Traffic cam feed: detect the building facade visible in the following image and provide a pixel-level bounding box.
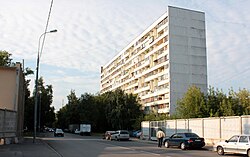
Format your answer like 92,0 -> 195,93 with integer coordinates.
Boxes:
100,6 -> 207,115
0,62 -> 25,143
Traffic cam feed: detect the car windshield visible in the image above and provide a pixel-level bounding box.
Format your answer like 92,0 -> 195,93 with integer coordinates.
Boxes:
56,129 -> 63,133
185,133 -> 199,137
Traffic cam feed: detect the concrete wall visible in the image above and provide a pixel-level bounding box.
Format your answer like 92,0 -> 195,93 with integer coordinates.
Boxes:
0,109 -> 17,138
0,67 -> 17,110
0,63 -> 25,144
142,115 -> 250,145
168,6 -> 207,114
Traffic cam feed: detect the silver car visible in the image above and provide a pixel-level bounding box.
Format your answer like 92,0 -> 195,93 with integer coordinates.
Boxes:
213,135 -> 250,156
110,130 -> 129,141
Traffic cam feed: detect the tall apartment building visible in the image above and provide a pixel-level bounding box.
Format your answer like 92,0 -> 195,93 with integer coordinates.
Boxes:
100,6 -> 207,115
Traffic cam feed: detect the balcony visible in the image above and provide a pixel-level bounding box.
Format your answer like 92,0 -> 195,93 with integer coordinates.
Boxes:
158,107 -> 170,113
157,22 -> 168,33
125,82 -> 139,90
158,78 -> 169,86
134,85 -> 150,94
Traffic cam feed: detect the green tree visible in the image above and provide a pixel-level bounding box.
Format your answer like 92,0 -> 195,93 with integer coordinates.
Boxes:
0,50 -> 12,66
143,111 -> 167,121
56,88 -> 143,132
56,90 -> 80,129
105,88 -> 142,130
56,106 -> 68,129
33,77 -> 55,129
237,89 -> 250,115
23,68 -> 35,131
176,86 -> 206,118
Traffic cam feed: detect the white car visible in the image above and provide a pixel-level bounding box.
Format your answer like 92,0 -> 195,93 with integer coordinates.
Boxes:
74,129 -> 80,134
213,135 -> 250,156
110,130 -> 130,141
54,129 -> 64,137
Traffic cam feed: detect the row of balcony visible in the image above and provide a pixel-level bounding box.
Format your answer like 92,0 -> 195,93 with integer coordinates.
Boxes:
100,24 -> 169,83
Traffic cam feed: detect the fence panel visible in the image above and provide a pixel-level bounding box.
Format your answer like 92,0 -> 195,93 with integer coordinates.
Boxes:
165,120 -> 176,137
141,121 -> 150,140
221,117 -> 240,140
0,109 -> 17,138
176,119 -> 189,133
189,119 -> 203,137
203,118 -> 220,139
242,116 -> 250,134
0,110 -> 3,137
142,115 -> 250,144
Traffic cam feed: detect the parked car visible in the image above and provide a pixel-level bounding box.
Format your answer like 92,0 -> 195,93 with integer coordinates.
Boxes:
110,130 -> 130,141
163,133 -> 205,150
213,135 -> 250,156
74,129 -> 80,134
54,129 -> 64,137
132,130 -> 141,137
103,131 -> 116,140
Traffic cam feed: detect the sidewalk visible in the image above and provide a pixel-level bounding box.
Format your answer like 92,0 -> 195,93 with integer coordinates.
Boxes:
0,137 -> 59,157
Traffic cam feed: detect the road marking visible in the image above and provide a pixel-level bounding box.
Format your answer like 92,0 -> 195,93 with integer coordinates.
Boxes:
42,137 -> 103,141
100,142 -> 161,156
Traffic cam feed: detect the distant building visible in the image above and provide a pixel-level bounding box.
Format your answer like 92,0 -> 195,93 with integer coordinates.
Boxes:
100,6 -> 207,115
0,62 -> 25,144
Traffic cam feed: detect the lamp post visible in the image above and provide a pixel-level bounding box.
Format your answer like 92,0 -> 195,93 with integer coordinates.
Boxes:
33,29 -> 57,143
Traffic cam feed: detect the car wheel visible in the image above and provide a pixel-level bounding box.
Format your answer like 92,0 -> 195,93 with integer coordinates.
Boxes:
164,141 -> 169,148
180,143 -> 186,150
217,146 -> 224,155
247,149 -> 250,157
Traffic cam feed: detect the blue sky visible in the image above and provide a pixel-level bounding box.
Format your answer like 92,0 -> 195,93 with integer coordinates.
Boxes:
1,0 -> 249,111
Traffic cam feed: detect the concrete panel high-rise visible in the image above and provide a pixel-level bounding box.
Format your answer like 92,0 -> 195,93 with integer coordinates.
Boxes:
100,6 -> 207,115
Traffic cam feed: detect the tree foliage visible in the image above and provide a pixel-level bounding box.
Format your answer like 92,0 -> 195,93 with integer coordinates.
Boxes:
176,86 -> 250,119
176,86 -> 206,118
0,50 -> 13,66
56,88 -> 143,132
24,77 -> 56,130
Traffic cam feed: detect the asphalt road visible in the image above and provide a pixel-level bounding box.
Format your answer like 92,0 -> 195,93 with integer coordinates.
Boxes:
42,132 -> 244,157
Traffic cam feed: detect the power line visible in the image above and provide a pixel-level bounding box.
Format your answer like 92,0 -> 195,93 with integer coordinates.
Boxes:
39,0 -> 54,59
213,66 -> 250,86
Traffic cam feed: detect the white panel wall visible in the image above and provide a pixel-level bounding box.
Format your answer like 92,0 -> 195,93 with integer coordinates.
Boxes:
142,116 -> 250,144
168,6 -> 207,114
176,119 -> 189,132
242,116 -> 250,134
221,117 -> 240,139
141,121 -> 150,139
203,118 -> 220,139
189,119 -> 203,137
166,120 -> 176,137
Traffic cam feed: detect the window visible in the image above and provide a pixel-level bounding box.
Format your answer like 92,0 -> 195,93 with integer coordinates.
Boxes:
172,134 -> 178,138
176,133 -> 183,138
228,136 -> 239,142
239,136 -> 249,143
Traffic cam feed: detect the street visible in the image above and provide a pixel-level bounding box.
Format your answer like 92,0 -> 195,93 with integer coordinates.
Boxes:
42,133 -> 243,157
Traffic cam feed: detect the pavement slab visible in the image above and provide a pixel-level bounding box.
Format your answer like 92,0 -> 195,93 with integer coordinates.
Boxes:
0,137 -> 59,157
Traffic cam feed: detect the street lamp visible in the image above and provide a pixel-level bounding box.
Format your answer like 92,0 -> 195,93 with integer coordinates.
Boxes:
33,29 -> 57,143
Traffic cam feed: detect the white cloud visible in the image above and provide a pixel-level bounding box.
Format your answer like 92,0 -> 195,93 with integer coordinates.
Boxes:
1,0 -> 249,111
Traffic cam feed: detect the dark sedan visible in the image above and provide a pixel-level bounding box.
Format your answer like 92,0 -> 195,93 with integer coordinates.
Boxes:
163,133 -> 205,150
